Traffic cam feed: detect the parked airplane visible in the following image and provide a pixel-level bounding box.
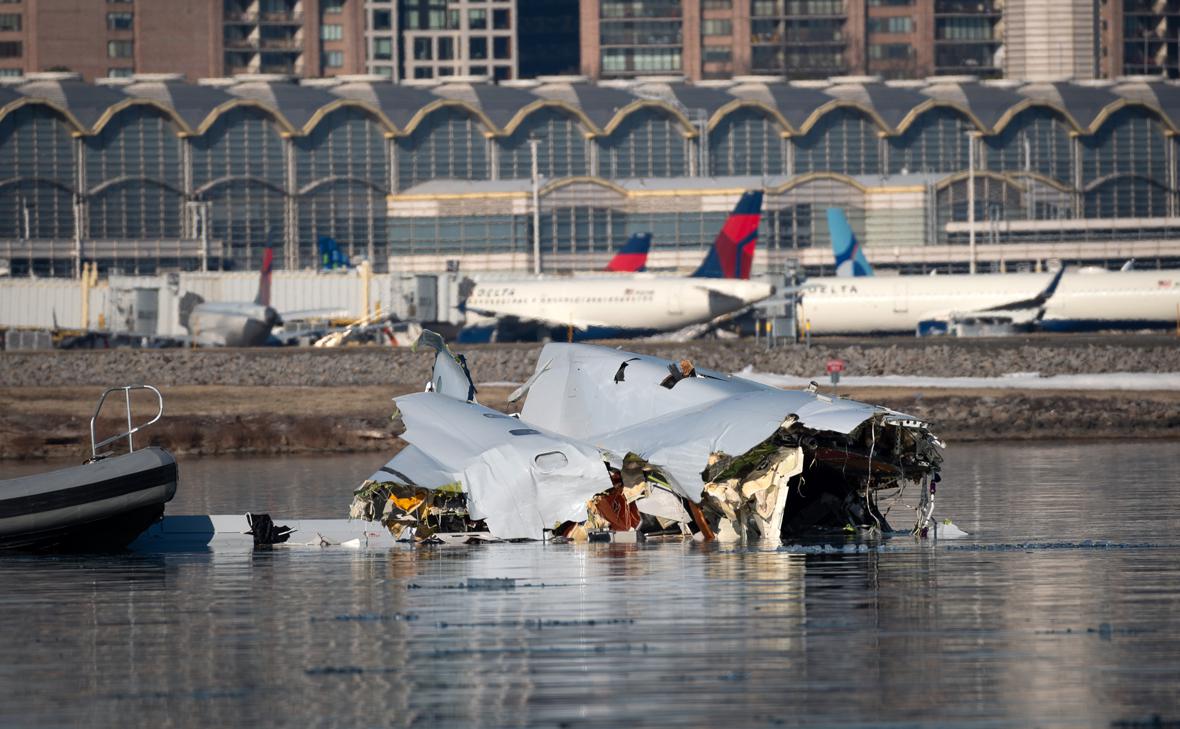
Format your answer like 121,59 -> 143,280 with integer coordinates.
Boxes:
799,209 -> 1180,334
828,208 -> 873,277
604,233 -> 653,273
318,236 -> 351,271
178,249 -> 283,346
459,191 -> 769,341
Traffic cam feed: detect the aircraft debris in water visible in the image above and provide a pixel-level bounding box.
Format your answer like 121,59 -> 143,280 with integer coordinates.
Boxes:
350,331 -> 949,544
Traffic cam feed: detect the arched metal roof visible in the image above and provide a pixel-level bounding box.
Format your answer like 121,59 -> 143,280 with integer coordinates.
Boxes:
5,74 -> 1180,140
532,82 -> 638,130
329,80 -> 441,131
431,81 -> 541,129
116,76 -> 236,132
921,81 -> 1025,131
218,76 -> 343,131
7,73 -> 130,130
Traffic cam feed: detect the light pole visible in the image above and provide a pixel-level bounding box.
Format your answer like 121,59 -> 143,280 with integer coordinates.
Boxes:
967,130 -> 977,274
528,135 -> 542,276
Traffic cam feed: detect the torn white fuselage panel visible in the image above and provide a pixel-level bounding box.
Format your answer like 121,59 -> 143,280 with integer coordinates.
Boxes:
518,343 -> 935,499
367,392 -> 613,540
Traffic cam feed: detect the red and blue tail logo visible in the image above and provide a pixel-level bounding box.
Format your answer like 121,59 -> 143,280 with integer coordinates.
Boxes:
605,232 -> 652,272
691,190 -> 763,279
254,247 -> 274,306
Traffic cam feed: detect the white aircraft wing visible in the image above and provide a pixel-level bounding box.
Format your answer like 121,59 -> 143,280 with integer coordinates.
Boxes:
917,267 -> 1066,324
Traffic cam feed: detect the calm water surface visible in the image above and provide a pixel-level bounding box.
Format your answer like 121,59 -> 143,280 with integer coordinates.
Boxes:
1,442 -> 1179,728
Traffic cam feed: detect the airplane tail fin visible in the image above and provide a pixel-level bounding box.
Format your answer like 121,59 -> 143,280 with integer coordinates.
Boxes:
828,208 -> 873,277
691,190 -> 763,279
318,236 -> 351,270
605,232 -> 652,272
254,248 -> 274,307
178,291 -> 205,329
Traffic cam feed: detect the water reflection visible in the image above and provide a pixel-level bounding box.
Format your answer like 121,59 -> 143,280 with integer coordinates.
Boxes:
1,442 -> 1178,726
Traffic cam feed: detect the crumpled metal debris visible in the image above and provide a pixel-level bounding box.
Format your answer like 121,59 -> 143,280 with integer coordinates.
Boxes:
353,334 -> 945,544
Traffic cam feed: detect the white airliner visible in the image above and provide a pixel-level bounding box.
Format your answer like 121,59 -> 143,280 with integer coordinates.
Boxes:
460,191 -> 771,341
796,209 -> 1180,335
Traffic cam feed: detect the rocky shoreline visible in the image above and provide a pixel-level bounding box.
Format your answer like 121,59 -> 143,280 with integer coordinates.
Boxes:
1,336 -> 1178,461
1,335 -> 1177,388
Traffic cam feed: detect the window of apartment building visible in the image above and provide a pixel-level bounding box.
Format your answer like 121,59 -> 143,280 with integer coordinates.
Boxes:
106,0 -> 133,4
323,50 -> 343,67
0,14 -> 20,31
470,36 -> 487,60
702,19 -> 731,36
493,36 -> 510,59
322,0 -> 343,12
493,66 -> 510,81
752,0 -> 842,15
107,40 -> 133,58
703,45 -> 731,63
373,37 -> 393,60
438,36 -> 454,60
0,41 -> 20,58
0,68 -> 21,76
469,9 -> 486,29
107,12 -> 133,31
375,65 -> 393,78
413,67 -> 433,79
868,16 -> 912,34
703,0 -> 732,8
601,0 -> 682,19
869,43 -> 913,59
107,67 -> 133,78
936,17 -> 994,41
469,65 -> 486,76
601,47 -> 681,73
321,24 -> 342,41
492,9 -> 510,29
413,37 -> 432,60
868,0 -> 913,5
372,9 -> 392,30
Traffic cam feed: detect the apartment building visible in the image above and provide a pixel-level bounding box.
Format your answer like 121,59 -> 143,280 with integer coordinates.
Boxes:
0,0 -> 533,82
582,0 -> 1005,81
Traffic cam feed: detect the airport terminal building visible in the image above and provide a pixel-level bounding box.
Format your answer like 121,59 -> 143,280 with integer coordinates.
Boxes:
3,71 -> 1180,277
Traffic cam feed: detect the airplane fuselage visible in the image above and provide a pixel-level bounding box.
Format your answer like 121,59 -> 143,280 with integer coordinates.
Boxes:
799,270 -> 1180,335
186,302 -> 280,347
463,276 -> 773,341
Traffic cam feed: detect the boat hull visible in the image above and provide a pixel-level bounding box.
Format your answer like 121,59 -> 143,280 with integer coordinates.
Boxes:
0,447 -> 178,551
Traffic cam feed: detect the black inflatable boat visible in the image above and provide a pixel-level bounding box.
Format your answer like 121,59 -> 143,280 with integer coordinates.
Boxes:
0,386 -> 178,551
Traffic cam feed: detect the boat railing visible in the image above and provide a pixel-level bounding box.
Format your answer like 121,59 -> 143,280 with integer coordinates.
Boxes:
90,385 -> 165,459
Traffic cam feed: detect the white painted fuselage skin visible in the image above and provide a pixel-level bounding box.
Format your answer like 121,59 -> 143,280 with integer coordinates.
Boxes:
466,276 -> 774,333
798,270 -> 1180,334
186,301 -> 279,347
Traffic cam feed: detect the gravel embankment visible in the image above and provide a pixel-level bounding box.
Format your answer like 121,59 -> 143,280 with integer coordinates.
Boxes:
1,335 -> 1177,388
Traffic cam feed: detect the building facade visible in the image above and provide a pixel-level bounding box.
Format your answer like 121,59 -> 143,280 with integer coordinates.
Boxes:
1004,0 -> 1098,82
0,0 -> 532,83
581,0 -> 1005,81
3,72 -> 1180,278
1101,0 -> 1180,78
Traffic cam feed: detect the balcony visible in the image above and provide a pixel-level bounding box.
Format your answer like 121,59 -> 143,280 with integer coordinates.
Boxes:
259,11 -> 302,24
224,11 -> 258,23
260,37 -> 302,50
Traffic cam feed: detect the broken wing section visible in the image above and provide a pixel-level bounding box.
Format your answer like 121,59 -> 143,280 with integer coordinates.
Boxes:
359,393 -> 614,540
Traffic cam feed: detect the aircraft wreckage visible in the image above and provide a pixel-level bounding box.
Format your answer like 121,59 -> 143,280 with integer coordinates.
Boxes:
351,333 -> 946,544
